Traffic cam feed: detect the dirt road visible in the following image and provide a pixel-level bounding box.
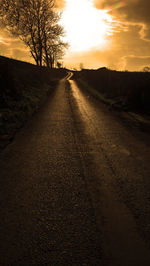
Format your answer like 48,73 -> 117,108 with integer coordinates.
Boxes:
0,77 -> 150,265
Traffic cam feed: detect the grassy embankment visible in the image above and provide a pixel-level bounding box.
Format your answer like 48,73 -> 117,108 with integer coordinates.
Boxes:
0,56 -> 66,149
73,68 -> 150,113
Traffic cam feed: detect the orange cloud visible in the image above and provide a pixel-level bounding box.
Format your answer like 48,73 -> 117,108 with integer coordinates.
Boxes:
0,29 -> 32,62
122,55 -> 150,71
94,0 -> 150,46
55,0 -> 66,9
94,0 -> 150,25
63,21 -> 150,71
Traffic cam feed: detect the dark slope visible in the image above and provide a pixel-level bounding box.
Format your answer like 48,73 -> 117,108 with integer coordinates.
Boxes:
73,68 -> 150,112
0,56 -> 67,149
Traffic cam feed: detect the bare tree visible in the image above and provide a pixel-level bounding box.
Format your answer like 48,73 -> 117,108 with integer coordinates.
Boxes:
42,10 -> 68,68
143,66 -> 150,72
44,40 -> 68,68
0,0 -> 67,67
57,62 -> 62,68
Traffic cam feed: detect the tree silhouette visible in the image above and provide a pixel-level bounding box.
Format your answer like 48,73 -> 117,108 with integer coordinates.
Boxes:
143,66 -> 150,72
0,0 -> 67,67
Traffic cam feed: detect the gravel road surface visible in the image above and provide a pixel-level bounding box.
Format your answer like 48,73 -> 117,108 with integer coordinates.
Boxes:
0,77 -> 150,265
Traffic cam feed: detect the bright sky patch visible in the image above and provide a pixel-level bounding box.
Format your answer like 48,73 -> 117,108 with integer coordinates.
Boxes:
61,0 -> 113,52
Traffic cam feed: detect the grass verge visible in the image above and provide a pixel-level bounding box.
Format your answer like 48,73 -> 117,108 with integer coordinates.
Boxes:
73,73 -> 150,133
74,77 -> 124,110
73,68 -> 150,113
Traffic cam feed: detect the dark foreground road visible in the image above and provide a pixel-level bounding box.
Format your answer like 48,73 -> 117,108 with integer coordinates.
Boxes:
0,77 -> 150,265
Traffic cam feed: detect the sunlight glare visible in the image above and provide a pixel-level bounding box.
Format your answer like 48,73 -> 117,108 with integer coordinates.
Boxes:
61,0 -> 113,52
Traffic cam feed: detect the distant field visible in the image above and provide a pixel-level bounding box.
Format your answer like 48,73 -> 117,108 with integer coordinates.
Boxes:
0,56 -> 66,149
73,68 -> 150,113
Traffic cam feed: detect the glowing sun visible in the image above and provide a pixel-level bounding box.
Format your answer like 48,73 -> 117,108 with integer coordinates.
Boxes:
61,0 -> 112,52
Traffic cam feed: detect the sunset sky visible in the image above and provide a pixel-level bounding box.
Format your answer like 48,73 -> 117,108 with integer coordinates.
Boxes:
0,0 -> 150,71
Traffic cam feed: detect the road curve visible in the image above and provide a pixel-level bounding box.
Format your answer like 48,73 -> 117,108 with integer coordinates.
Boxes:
0,77 -> 150,265
66,71 -> 74,80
